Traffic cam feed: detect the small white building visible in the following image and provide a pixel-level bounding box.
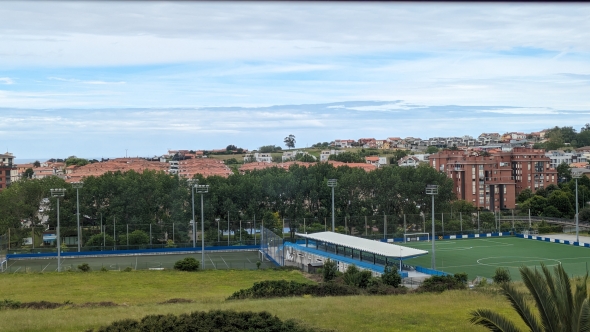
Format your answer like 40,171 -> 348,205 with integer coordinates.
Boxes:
244,153 -> 273,163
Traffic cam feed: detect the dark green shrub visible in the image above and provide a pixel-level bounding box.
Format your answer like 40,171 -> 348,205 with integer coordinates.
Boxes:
77,263 -> 91,272
90,310 -> 324,332
0,299 -> 21,310
322,259 -> 338,282
227,280 -> 358,300
174,257 -> 200,272
381,266 -> 402,288
453,272 -> 468,284
418,274 -> 466,293
123,266 -> 133,272
492,267 -> 511,284
342,265 -> 372,288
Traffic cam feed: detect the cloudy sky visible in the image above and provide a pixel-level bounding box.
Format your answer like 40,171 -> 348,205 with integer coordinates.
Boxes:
1,2 -> 589,160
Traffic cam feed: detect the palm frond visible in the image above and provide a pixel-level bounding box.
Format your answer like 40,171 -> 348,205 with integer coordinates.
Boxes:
520,265 -> 561,332
469,309 -> 522,332
578,300 -> 590,332
500,282 -> 543,332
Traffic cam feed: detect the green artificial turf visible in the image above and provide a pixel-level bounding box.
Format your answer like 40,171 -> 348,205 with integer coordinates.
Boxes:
403,236 -> 590,280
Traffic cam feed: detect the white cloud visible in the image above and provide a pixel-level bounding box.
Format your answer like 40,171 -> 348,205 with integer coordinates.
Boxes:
48,77 -> 125,85
0,77 -> 14,84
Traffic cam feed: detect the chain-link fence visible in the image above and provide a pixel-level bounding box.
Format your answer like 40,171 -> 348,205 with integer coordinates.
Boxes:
1,209 -> 580,254
260,227 -> 284,266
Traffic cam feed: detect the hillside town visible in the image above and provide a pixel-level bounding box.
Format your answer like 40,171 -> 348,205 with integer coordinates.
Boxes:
2,129 -> 589,211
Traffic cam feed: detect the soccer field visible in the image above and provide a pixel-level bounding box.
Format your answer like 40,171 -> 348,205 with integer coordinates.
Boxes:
402,237 -> 590,281
3,251 -> 275,273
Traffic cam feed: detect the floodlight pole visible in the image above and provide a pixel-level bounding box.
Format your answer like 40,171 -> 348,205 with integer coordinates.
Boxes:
573,172 -> 582,243
50,188 -> 66,272
328,179 -> 337,232
72,182 -> 83,252
196,184 -> 209,269
426,185 -> 439,270
188,179 -> 198,248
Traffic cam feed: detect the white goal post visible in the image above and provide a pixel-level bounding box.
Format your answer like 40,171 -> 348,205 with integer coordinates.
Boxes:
0,260 -> 7,273
403,232 -> 430,243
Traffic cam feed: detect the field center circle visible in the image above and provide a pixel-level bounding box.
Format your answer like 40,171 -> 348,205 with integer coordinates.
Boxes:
477,256 -> 561,269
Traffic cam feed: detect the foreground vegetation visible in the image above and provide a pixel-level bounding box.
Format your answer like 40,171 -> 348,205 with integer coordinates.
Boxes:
0,269 -> 525,332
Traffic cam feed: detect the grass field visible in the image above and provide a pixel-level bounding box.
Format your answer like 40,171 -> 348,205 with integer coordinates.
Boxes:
0,269 -> 522,332
402,236 -> 590,280
3,251 -> 275,273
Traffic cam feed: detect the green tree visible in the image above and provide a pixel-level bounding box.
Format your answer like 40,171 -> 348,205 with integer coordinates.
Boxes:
470,263 -> 590,331
118,230 -> 150,246
295,154 -> 316,162
65,156 -> 90,167
426,146 -> 439,154
33,160 -> 41,167
390,150 -> 408,164
85,233 -> 114,247
284,134 -> 296,149
557,162 -> 572,182
547,190 -> 574,217
516,188 -> 533,203
381,265 -> 402,287
322,259 -> 338,282
21,168 -> 34,179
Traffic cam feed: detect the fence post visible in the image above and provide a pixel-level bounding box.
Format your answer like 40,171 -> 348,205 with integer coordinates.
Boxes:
511,209 -> 515,230
345,216 -> 347,234
477,211 -> 480,233
442,213 -> 444,235
460,212 -> 462,233
126,224 -> 129,247
365,216 -> 367,236
149,224 -> 152,247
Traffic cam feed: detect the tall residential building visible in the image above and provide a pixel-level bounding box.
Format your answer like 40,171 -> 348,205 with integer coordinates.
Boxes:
0,153 -> 15,192
429,148 -> 557,211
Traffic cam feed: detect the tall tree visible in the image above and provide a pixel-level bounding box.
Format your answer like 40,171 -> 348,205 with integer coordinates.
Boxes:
284,134 -> 296,150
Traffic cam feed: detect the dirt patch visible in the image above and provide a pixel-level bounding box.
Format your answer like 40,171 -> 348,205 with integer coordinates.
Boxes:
159,298 -> 194,304
21,301 -> 65,310
302,272 -> 323,283
75,302 -> 119,308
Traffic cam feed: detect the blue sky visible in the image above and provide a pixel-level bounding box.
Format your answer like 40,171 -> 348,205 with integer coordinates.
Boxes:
1,2 -> 589,159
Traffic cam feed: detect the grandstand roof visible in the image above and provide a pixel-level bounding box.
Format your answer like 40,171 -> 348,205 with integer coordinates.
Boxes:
295,231 -> 428,259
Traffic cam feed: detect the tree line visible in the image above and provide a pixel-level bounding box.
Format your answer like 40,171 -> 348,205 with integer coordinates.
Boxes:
0,163 -> 454,240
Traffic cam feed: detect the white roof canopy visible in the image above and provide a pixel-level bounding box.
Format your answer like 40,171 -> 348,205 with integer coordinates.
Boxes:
295,231 -> 428,259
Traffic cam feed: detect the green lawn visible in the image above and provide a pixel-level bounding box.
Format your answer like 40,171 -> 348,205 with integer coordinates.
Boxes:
0,269 -> 522,332
402,237 -> 590,280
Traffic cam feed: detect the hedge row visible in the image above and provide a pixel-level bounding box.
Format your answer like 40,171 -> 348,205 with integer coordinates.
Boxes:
227,279 -> 407,300
89,310 -> 327,332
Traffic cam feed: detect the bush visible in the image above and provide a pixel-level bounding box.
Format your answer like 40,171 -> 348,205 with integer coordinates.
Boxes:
90,310 -> 323,332
227,280 -> 359,300
123,266 -> 133,272
417,274 -> 467,293
77,263 -> 91,272
381,266 -> 402,288
492,267 -> 511,284
322,259 -> 338,282
342,265 -> 372,288
174,257 -> 200,272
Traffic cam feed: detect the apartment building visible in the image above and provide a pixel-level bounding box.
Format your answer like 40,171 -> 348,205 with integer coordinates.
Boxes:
429,148 -> 557,211
545,150 -> 587,168
0,153 -> 15,192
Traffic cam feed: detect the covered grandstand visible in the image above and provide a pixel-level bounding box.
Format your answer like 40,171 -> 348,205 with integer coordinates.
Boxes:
283,232 -> 429,277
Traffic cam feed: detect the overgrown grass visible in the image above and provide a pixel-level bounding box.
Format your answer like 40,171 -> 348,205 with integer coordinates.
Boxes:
0,270 -> 524,331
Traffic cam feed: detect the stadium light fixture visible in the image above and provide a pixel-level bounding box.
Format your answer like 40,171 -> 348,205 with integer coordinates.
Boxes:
71,182 -> 83,252
196,184 -> 209,269
50,188 -> 66,272
426,184 -> 438,270
327,179 -> 337,232
573,171 -> 582,243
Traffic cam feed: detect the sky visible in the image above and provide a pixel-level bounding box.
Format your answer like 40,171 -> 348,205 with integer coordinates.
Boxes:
1,2 -> 589,160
